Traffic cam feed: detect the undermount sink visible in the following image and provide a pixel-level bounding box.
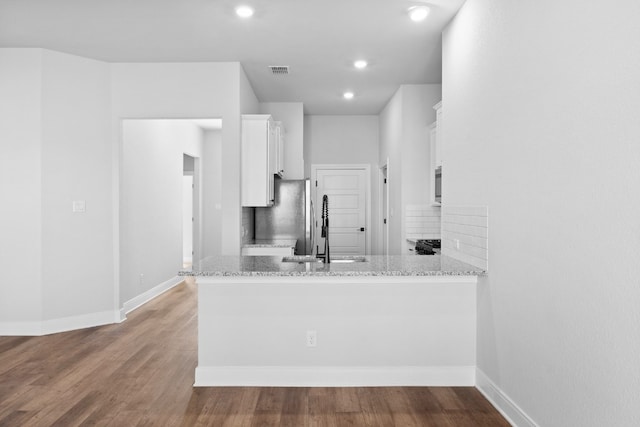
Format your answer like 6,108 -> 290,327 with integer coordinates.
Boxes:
281,255 -> 367,264
282,255 -> 323,263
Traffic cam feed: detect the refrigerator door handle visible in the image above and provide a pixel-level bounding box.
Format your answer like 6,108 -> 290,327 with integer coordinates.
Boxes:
310,200 -> 316,256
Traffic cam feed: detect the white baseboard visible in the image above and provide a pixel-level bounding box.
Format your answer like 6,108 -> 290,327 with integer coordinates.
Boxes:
194,365 -> 475,387
0,310 -> 119,336
476,368 -> 538,427
42,310 -> 118,335
121,276 -> 184,317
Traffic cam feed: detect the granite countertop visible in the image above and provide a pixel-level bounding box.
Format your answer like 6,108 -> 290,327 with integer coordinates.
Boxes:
242,239 -> 297,248
180,255 -> 485,277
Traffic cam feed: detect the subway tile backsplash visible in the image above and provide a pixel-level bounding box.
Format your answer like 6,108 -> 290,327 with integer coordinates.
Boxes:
405,205 -> 441,240
441,205 -> 488,270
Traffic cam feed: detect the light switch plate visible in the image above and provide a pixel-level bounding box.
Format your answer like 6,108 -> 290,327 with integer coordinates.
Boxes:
72,200 -> 86,213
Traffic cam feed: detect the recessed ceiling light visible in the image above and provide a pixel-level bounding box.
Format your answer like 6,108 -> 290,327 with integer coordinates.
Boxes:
408,6 -> 429,22
235,5 -> 254,18
354,60 -> 368,69
343,92 -> 355,100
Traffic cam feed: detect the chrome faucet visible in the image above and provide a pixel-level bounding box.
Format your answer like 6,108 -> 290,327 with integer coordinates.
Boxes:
318,195 -> 330,263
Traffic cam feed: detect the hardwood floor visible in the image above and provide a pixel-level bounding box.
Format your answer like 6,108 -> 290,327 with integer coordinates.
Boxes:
0,278 -> 510,426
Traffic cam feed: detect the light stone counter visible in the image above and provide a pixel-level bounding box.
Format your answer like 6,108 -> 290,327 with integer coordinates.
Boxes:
181,254 -> 484,277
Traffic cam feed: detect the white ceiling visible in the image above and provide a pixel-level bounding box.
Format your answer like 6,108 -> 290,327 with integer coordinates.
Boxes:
0,0 -> 465,115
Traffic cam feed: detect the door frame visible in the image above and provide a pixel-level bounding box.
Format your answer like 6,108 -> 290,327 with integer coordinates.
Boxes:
378,158 -> 389,256
310,164 -> 371,256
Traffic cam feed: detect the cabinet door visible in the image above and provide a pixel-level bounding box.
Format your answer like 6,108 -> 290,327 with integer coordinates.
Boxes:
434,101 -> 443,168
429,122 -> 440,206
267,123 -> 276,202
274,121 -> 285,177
242,115 -> 274,207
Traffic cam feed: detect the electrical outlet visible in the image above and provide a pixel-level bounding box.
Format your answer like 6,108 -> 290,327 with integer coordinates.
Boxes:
454,239 -> 460,250
139,274 -> 144,285
306,330 -> 317,347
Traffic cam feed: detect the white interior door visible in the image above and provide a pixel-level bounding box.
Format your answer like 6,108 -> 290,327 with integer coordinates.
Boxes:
314,167 -> 367,256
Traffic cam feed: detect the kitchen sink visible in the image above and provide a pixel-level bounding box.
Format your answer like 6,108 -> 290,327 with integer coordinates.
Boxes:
282,255 -> 323,263
281,255 -> 367,264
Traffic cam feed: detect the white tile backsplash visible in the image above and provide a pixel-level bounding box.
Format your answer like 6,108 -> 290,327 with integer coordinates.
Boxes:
405,205 -> 441,240
441,205 -> 488,270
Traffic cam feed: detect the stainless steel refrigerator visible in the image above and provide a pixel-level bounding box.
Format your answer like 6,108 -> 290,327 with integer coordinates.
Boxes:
255,179 -> 315,255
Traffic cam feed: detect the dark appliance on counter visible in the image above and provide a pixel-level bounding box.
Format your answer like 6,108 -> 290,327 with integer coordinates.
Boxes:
415,239 -> 441,255
255,179 -> 314,255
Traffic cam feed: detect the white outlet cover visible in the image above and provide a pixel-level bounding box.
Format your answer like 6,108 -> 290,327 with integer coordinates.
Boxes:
306,330 -> 317,347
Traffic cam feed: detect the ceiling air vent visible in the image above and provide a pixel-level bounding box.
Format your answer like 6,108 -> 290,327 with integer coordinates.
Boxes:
269,65 -> 290,75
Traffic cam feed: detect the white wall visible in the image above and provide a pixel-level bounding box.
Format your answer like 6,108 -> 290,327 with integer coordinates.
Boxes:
121,120 -> 203,304
40,50 -> 113,321
202,130 -> 223,257
0,49 -> 114,333
111,62 -> 247,256
260,102 -> 305,179
304,115 -> 380,253
0,49 -> 44,329
1,53 -> 257,333
443,1 -> 640,425
237,66 -> 261,249
379,85 -> 441,254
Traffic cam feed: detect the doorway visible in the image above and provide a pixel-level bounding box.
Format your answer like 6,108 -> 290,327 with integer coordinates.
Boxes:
183,154 -> 195,268
312,164 -> 370,256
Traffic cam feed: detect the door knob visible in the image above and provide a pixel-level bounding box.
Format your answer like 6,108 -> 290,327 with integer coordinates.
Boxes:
359,227 -> 365,232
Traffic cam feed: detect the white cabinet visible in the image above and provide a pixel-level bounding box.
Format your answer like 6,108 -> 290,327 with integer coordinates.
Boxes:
433,101 -> 443,168
430,101 -> 443,206
242,115 -> 276,207
429,121 -> 438,169
273,121 -> 285,177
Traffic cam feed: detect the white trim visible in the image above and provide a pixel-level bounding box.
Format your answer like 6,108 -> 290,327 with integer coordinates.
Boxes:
0,310 -> 119,336
378,158 -> 389,256
42,310 -> 118,335
121,275 -> 184,316
476,368 -> 539,427
195,365 -> 475,387
310,163 -> 372,256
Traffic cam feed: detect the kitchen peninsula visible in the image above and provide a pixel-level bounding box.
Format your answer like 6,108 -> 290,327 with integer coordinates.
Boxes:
183,255 -> 484,387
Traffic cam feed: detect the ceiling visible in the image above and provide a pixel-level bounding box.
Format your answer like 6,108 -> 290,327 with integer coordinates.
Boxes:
0,0 -> 465,115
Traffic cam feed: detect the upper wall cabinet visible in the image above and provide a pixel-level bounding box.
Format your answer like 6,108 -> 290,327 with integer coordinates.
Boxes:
242,114 -> 276,207
273,121 -> 285,178
433,101 -> 443,168
430,101 -> 443,206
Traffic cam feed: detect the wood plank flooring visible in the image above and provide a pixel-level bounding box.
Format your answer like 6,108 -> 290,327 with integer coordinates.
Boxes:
0,278 -> 510,426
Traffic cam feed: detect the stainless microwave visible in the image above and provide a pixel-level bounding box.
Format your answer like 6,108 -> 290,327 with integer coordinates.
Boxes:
435,166 -> 442,203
